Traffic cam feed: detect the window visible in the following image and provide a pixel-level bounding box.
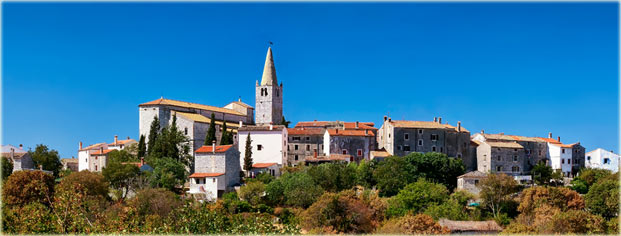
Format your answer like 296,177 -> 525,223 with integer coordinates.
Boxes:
496,166 -> 502,172
514,148 -> 517,152
539,150 -> 542,155
418,129 -> 423,134
403,145 -> 411,151
404,133 -> 409,140
526,149 -> 531,155
287,145 -> 290,151
184,127 -> 188,135
562,149 -> 566,154
213,178 -> 216,183
95,165 -> 98,171
432,146 -> 437,152
474,179 -> 479,185
357,149 -> 363,156
398,145 -> 402,151
294,145 -> 298,150
497,156 -> 501,161
342,150 -> 348,155
306,145 -> 310,151
257,145 -> 263,151
431,134 -> 438,141
440,147 -> 444,153
292,136 -> 301,141
587,156 -> 591,161
512,166 -> 520,172
306,137 -> 310,141
457,154 -> 462,158
418,139 -> 423,146
513,155 -> 518,162
562,159 -> 565,164
568,159 -> 571,164
295,155 -> 299,161
604,158 -> 610,164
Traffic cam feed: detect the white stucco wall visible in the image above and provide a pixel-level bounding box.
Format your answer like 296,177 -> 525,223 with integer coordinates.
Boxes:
586,149 -> 620,173
548,143 -> 572,175
323,130 -> 330,155
189,175 -> 225,201
238,129 -> 287,169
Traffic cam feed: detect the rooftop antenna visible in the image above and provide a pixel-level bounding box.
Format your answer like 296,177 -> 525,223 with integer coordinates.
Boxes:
269,41 -> 274,46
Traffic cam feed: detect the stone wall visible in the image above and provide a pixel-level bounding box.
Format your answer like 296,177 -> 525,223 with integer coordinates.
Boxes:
255,84 -> 282,125
328,135 -> 374,161
287,134 -> 324,165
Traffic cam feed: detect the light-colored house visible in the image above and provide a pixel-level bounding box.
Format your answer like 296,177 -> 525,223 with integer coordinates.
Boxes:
188,144 -> 240,200
457,171 -> 487,195
585,148 -> 619,173
61,157 -> 79,172
78,136 -> 136,172
537,136 -> 584,177
238,124 -> 288,169
1,144 -> 34,172
250,162 -> 280,177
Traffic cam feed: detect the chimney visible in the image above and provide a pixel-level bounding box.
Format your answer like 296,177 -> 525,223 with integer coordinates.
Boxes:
127,136 -> 130,140
19,144 -> 23,150
438,117 -> 442,123
239,120 -> 243,127
384,116 -> 387,121
355,121 -> 359,129
114,135 -> 118,145
79,141 -> 83,150
557,136 -> 561,142
270,124 -> 273,130
481,130 -> 484,134
72,156 -> 75,159
212,140 -> 216,154
457,121 -> 461,132
434,117 -> 437,122
388,118 -> 392,122
548,132 -> 552,139
10,148 -> 14,160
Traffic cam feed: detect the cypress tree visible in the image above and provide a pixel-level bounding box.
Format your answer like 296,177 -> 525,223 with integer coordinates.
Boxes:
205,113 -> 217,145
243,133 -> 253,175
137,134 -> 146,158
281,116 -> 291,128
147,116 -> 160,153
220,121 -> 230,145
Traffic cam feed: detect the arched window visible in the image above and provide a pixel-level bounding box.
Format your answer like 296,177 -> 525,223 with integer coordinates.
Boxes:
496,166 -> 502,172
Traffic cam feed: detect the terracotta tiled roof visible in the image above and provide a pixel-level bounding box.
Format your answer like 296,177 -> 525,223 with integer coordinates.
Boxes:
390,120 -> 469,132
370,150 -> 391,158
195,145 -> 233,153
252,163 -> 278,168
174,112 -> 240,131
90,149 -> 113,155
486,141 -> 524,149
61,158 -> 79,164
189,172 -> 224,178
458,171 -> 487,178
295,121 -> 377,130
109,139 -> 137,146
306,154 -> 352,162
287,128 -> 325,135
80,142 -> 107,151
1,152 -> 28,159
537,137 -> 562,144
481,134 -> 517,141
327,129 -> 375,137
140,98 -> 243,116
239,125 -> 286,131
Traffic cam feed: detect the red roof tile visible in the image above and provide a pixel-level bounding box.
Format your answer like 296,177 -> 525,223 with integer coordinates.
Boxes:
252,163 -> 278,168
189,173 -> 224,178
195,145 -> 233,153
90,149 -> 113,155
287,128 -> 325,135
537,137 -> 562,144
327,129 -> 375,137
295,121 -> 377,130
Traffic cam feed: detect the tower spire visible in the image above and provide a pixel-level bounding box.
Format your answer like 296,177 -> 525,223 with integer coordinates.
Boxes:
260,47 -> 278,86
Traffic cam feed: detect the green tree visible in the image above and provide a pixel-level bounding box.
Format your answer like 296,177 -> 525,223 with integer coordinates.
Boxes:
306,162 -> 357,192
2,170 -> 55,207
386,179 -> 449,218
137,134 -> 146,158
205,113 -> 217,145
149,157 -> 187,191
585,173 -> 619,218
243,133 -> 253,175
53,171 -> 109,233
478,173 -> 519,218
102,159 -> 140,199
265,172 -> 323,208
147,116 -> 160,153
219,121 -> 234,145
148,115 -> 193,171
29,144 -> 62,176
571,168 -> 613,194
281,116 -> 291,128
356,159 -> 377,188
238,181 -> 265,205
2,156 -> 13,180
403,152 -> 465,191
373,156 -> 412,197
424,190 -> 475,221
255,172 -> 275,184
532,162 -> 553,185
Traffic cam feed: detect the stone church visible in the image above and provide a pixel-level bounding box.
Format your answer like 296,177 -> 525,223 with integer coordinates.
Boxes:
138,47 -> 283,153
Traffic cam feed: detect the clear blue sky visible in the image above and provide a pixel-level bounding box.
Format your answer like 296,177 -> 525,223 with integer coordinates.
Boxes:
3,2 -> 618,158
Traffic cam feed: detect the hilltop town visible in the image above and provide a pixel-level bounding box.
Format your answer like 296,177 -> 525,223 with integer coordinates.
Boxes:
2,47 -> 619,234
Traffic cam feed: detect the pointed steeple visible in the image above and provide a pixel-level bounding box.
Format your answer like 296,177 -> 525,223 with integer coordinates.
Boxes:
260,47 -> 278,86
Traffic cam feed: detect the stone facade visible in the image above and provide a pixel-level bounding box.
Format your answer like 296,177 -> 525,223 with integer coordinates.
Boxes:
286,128 -> 324,165
193,145 -> 241,189
476,141 -> 527,176
323,129 -> 375,162
377,117 -> 473,170
173,111 -> 240,153
255,47 -> 283,125
1,145 -> 34,172
457,171 -> 487,195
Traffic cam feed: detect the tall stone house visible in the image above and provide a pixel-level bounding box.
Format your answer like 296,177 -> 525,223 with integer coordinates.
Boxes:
255,47 -> 283,125
471,132 -> 585,177
188,144 -> 240,200
377,117 -> 473,170
1,144 -> 34,173
323,128 -> 376,162
286,127 -> 324,165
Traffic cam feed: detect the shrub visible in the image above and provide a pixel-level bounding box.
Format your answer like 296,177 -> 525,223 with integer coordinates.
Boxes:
2,170 -> 54,207
238,181 -> 265,205
376,213 -> 450,234
128,188 -> 182,218
585,174 -> 619,218
386,179 -> 449,218
300,191 -> 376,234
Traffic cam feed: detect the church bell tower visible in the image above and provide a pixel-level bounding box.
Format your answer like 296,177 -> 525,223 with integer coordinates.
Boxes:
255,47 -> 283,125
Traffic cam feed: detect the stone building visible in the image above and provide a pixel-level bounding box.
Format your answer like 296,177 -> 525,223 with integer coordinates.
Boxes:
457,170 -> 487,195
286,127 -> 324,166
377,117 -> 473,170
61,157 -> 79,172
474,140 -> 528,176
255,47 -> 283,125
323,128 -> 375,162
139,98 -> 253,152
1,144 -> 34,173
189,144 -> 241,200
77,136 -> 136,171
238,124 -> 288,169
472,132 -> 585,177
